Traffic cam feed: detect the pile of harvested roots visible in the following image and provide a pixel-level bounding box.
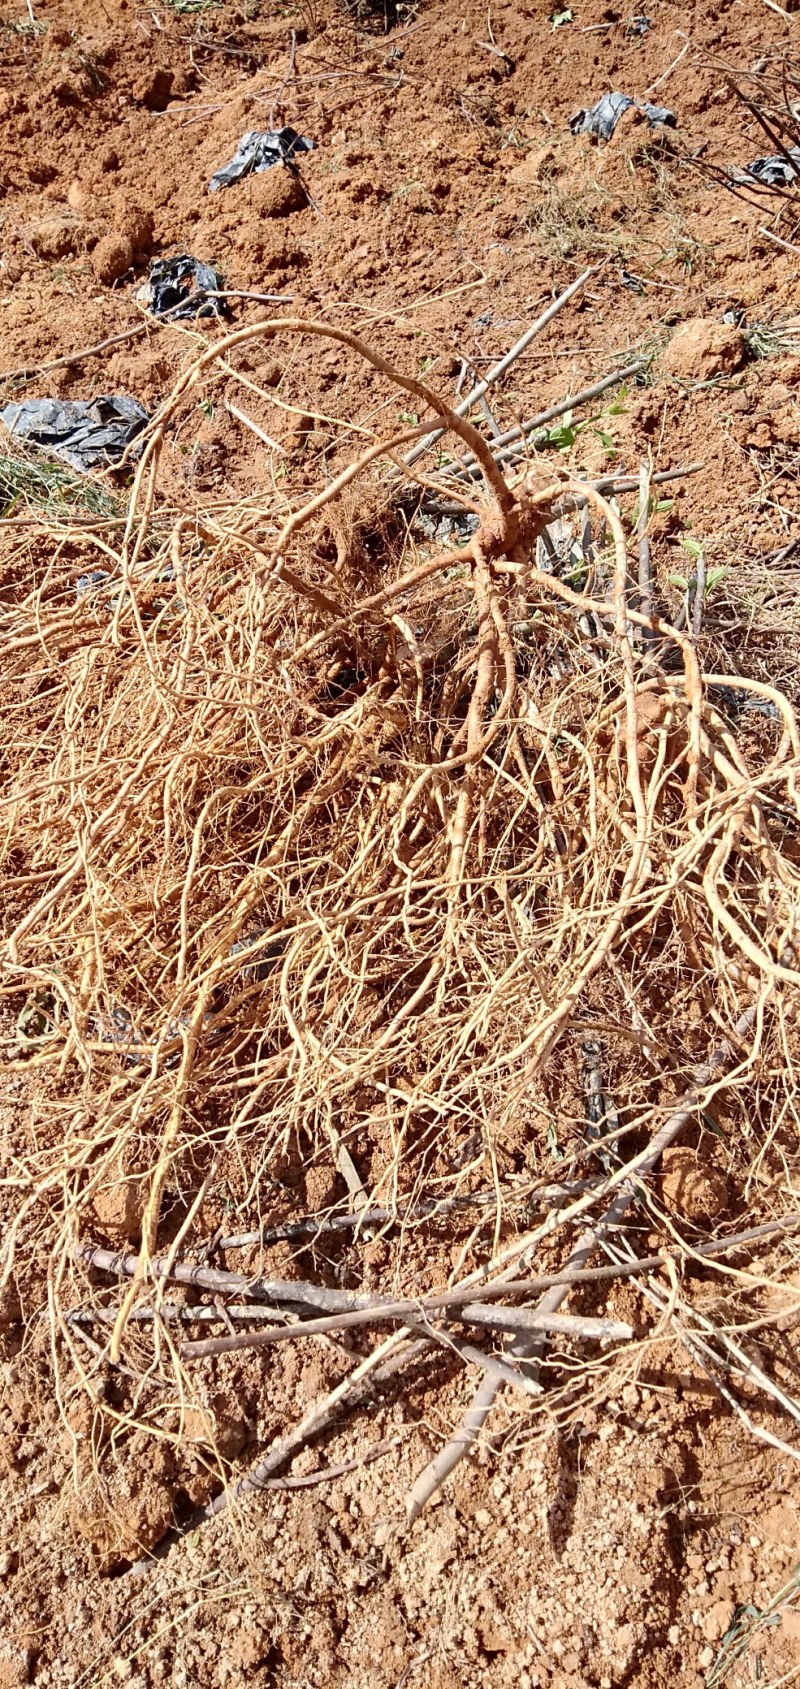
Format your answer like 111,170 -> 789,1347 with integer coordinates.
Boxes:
2,319 -> 800,1554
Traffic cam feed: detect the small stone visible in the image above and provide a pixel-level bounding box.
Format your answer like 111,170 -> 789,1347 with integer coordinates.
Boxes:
662,318 -> 745,382
101,146 -> 120,172
91,233 -> 133,285
698,1647 -> 715,1669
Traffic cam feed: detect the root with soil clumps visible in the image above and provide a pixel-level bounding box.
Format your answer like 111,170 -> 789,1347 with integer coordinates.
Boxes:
2,317 -> 800,1551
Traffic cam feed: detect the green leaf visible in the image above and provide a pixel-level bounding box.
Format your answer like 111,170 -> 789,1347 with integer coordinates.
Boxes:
668,573 -> 688,590
17,989 -> 58,1045
706,566 -> 727,592
701,1110 -> 723,1136
679,535 -> 704,560
547,1121 -> 564,1158
593,428 -> 615,451
546,413 -> 577,450
655,498 -> 673,513
550,7 -> 573,25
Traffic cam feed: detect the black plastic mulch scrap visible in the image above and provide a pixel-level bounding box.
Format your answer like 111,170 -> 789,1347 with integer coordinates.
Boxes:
0,396 -> 149,473
136,254 -> 227,319
208,127 -> 315,192
736,146 -> 800,187
570,91 -> 677,140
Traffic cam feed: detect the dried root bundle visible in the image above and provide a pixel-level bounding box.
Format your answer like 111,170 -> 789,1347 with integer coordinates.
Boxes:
2,319 -> 799,1543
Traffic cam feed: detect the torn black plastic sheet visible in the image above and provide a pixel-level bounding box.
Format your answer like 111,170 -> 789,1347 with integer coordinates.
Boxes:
209,127 -> 314,192
76,570 -> 111,599
735,146 -> 800,188
570,91 -> 676,140
0,396 -> 149,472
136,254 -> 228,320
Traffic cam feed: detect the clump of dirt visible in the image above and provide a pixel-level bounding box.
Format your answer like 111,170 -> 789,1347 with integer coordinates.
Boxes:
661,319 -> 746,382
91,231 -> 132,283
660,1147 -> 730,1223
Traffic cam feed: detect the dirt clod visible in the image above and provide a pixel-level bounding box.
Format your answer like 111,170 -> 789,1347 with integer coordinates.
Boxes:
132,68 -> 174,111
0,1645 -> 32,1689
661,317 -> 746,381
659,1146 -> 729,1221
70,1445 -> 178,1569
91,232 -> 133,284
91,1162 -> 145,1242
113,203 -> 155,257
247,167 -> 307,217
26,215 -> 85,260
